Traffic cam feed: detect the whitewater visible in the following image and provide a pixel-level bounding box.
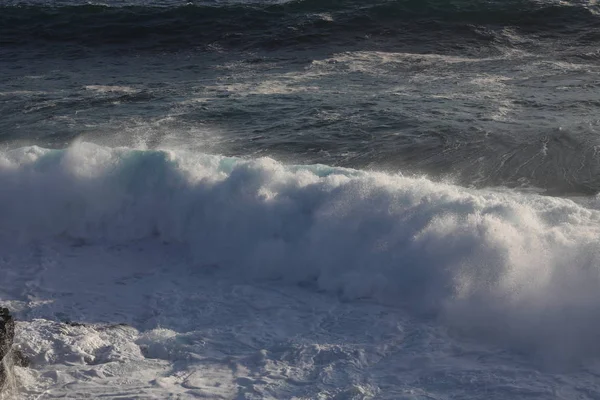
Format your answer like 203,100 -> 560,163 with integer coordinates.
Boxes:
0,141 -> 598,398
3,0 -> 600,397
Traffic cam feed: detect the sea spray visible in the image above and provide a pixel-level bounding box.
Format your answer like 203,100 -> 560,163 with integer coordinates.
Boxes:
1,143 -> 599,359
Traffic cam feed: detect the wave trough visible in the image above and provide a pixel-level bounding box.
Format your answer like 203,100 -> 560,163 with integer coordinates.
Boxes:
2,0 -> 598,50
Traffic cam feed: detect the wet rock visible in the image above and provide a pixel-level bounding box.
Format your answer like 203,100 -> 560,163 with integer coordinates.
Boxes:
0,308 -> 29,389
0,307 -> 15,388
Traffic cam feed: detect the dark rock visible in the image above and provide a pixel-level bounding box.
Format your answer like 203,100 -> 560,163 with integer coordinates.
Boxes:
0,308 -> 14,357
0,307 -> 15,388
0,308 -> 29,389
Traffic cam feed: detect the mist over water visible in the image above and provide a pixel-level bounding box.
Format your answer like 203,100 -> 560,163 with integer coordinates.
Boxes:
2,0 -> 600,398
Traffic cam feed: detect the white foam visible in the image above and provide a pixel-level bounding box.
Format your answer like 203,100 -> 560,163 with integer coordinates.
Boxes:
1,142 -> 600,365
84,85 -> 138,94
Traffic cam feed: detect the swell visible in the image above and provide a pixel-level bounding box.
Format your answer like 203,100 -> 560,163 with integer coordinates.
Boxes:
1,0 -> 598,50
1,143 -> 600,360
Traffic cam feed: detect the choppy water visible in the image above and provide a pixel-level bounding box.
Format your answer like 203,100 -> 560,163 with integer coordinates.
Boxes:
1,0 -> 600,398
3,0 -> 600,194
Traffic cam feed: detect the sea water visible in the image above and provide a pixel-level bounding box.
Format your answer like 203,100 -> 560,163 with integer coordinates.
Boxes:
1,0 -> 600,398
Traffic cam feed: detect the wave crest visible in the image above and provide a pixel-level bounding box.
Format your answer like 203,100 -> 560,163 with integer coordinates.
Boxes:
2,142 -> 600,361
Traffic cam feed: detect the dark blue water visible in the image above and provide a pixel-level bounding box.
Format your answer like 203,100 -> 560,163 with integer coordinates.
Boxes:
2,0 -> 600,194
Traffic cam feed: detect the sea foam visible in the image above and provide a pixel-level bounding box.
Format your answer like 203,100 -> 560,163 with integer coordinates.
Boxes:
1,142 -> 599,360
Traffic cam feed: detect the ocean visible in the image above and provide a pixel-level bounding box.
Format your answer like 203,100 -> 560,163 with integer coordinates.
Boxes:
1,0 -> 600,398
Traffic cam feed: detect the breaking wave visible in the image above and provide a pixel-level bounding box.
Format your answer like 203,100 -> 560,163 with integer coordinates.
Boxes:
1,142 -> 600,360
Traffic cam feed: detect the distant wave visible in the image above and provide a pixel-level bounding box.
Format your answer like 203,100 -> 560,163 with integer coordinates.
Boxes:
2,0 -> 598,50
1,142 -> 600,360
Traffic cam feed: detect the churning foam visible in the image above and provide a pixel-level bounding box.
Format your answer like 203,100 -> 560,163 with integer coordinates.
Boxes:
1,142 -> 599,360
